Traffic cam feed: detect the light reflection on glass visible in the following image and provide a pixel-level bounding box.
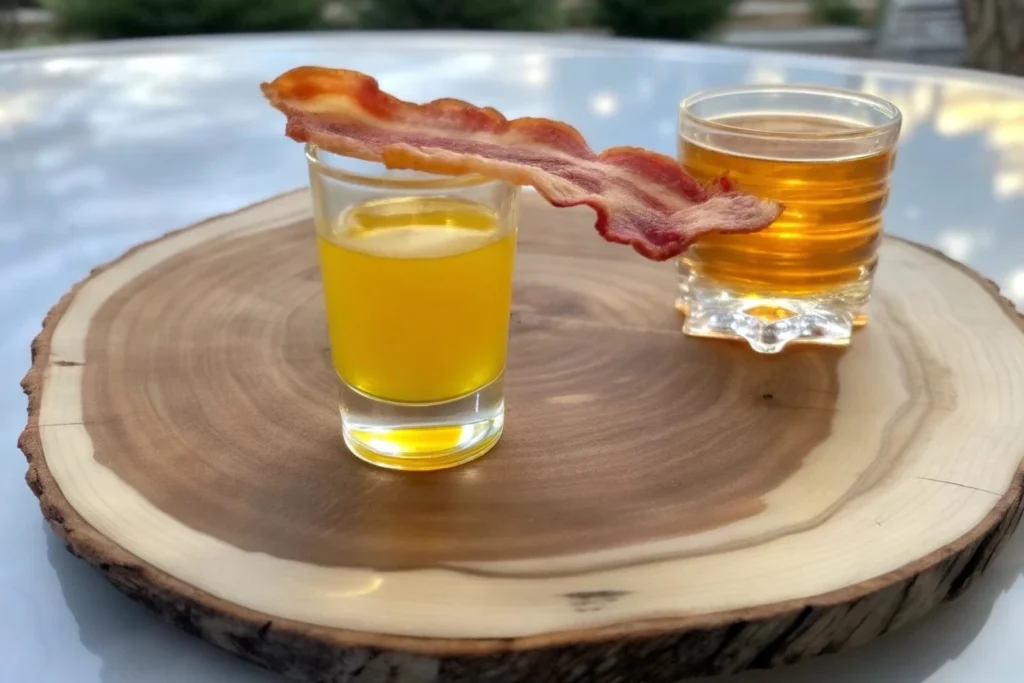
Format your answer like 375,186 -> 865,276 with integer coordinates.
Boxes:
859,75 -> 934,142
865,75 -> 1024,223
40,57 -> 95,75
519,53 -> 549,87
746,65 -> 786,85
590,92 -> 618,117
521,53 -> 545,67
947,86 -> 1024,199
937,229 -> 991,262
995,171 -> 1024,198
1007,270 -> 1024,305
522,63 -> 550,87
0,91 -> 44,134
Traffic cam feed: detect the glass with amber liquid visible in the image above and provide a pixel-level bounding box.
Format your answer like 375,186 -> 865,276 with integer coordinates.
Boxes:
306,146 -> 519,470
677,85 -> 902,353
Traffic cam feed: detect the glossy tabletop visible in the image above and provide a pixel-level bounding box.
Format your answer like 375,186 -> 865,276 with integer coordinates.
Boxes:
2,32 -> 1023,683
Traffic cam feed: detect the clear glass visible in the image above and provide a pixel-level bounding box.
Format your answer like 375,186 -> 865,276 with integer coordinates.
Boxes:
677,85 -> 902,353
306,145 -> 520,471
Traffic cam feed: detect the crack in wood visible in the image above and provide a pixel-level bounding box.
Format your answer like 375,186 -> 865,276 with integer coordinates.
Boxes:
915,475 -> 1002,496
564,590 -> 630,613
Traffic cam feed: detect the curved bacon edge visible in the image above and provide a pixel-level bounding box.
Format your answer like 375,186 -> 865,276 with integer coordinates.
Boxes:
261,67 -> 783,261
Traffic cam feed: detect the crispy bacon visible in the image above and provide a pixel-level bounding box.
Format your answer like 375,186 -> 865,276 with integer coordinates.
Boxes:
261,67 -> 782,261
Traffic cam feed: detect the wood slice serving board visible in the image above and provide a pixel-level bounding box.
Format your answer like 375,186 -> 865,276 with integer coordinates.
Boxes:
19,190 -> 1024,682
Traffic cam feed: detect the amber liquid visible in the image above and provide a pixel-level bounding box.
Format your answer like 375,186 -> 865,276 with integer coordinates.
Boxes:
678,114 -> 895,302
317,195 -> 516,470
318,196 -> 516,404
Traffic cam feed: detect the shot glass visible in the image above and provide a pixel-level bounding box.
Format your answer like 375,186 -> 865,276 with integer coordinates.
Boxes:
677,85 -> 902,353
306,145 -> 520,471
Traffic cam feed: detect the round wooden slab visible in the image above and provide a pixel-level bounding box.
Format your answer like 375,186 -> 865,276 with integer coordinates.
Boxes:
19,190 -> 1024,682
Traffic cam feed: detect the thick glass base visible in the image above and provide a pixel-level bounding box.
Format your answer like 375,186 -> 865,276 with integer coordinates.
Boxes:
676,265 -> 871,354
339,374 -> 504,471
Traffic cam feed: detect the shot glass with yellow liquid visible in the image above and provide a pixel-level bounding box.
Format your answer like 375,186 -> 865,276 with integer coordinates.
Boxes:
306,145 -> 519,470
677,85 -> 902,353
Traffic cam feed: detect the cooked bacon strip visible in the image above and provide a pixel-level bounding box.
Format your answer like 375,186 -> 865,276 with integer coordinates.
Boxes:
261,67 -> 782,261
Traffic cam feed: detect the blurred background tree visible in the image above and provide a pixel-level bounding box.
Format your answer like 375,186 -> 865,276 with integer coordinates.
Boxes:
43,0 -> 324,39
355,0 -> 560,31
594,0 -> 735,40
812,0 -> 864,26
959,0 -> 1024,75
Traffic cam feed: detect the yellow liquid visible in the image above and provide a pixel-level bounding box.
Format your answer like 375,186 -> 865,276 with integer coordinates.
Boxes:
679,114 -> 895,297
317,196 -> 516,404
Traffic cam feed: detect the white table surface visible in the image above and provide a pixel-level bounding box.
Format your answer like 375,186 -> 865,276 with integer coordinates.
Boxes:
2,32 -> 1023,683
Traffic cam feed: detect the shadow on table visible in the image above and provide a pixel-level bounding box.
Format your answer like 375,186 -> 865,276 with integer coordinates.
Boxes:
45,522 -> 284,683
704,525 -> 1024,683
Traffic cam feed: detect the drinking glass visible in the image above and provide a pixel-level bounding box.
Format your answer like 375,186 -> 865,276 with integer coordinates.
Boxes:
306,145 -> 520,470
677,85 -> 902,353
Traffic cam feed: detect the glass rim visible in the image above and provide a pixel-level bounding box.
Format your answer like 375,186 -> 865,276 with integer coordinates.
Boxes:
679,83 -> 903,141
305,143 -> 501,190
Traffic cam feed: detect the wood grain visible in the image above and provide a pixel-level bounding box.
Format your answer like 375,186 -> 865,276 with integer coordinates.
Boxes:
18,190 -> 1024,681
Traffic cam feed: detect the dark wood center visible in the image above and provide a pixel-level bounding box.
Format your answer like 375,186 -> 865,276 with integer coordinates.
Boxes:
82,204 -> 838,570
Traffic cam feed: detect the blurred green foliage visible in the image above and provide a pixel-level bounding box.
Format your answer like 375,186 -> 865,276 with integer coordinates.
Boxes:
812,0 -> 863,26
594,0 -> 735,40
43,0 -> 324,39
561,0 -> 596,30
355,0 -> 560,31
